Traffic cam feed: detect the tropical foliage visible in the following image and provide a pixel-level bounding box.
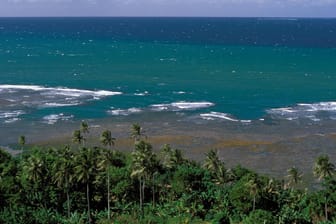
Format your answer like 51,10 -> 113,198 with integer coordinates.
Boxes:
0,123 -> 335,223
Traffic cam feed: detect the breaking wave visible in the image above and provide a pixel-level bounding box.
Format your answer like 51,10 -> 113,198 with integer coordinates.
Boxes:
42,113 -> 74,125
266,102 -> 336,121
200,111 -> 251,123
108,108 -> 142,116
150,101 -> 214,111
0,84 -> 121,108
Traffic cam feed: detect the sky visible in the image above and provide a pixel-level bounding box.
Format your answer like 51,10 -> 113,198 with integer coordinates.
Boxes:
0,0 -> 336,17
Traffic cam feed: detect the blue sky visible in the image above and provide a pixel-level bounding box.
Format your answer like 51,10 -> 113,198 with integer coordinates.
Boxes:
1,0 -> 336,17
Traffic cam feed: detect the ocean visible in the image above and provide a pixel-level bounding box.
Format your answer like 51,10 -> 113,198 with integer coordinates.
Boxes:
1,17 -> 336,146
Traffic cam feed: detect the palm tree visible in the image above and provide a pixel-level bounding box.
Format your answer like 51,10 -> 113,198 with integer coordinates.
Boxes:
100,130 -> 115,149
313,155 -> 335,181
203,149 -> 221,171
313,155 -> 335,221
80,121 -> 89,146
53,146 -> 74,218
98,149 -> 116,220
74,147 -> 99,223
80,121 -> 89,135
245,176 -> 261,211
130,123 -> 144,142
161,144 -> 184,170
286,166 -> 303,189
72,130 -> 85,147
22,151 -> 47,207
131,140 -> 157,214
18,135 -> 25,159
23,153 -> 44,186
131,146 -> 146,213
203,149 -> 228,185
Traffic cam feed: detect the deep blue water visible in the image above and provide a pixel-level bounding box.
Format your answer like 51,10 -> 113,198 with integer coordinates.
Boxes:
1,17 -> 336,132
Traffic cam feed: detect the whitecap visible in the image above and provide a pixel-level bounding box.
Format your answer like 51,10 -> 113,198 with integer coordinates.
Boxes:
39,102 -> 80,108
172,102 -> 214,110
0,84 -> 122,97
134,91 -> 149,96
4,118 -> 20,123
173,91 -> 186,95
267,101 -> 336,121
200,112 -> 239,122
150,101 -> 214,112
0,110 -> 25,119
108,107 -> 142,116
0,84 -> 122,110
150,104 -> 169,112
159,58 -> 177,62
42,113 -> 74,125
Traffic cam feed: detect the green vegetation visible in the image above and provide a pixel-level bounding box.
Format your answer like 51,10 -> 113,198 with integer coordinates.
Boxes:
0,123 -> 335,224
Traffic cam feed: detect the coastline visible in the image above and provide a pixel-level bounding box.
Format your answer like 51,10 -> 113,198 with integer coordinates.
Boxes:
3,113 -> 336,179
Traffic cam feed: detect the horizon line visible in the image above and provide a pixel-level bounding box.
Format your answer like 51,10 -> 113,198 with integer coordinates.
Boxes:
0,16 -> 336,19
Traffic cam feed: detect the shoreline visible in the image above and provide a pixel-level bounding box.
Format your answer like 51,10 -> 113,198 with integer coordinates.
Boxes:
2,115 -> 336,179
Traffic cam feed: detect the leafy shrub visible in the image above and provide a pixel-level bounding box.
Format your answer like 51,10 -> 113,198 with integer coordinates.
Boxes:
243,209 -> 275,224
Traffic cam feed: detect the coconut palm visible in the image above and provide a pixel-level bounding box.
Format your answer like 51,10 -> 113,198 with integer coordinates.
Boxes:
313,155 -> 335,221
313,155 -> 335,181
80,121 -> 89,135
72,130 -> 85,147
22,153 -> 44,186
80,121 -> 89,146
100,130 -> 115,149
74,147 -> 99,223
130,123 -> 144,142
18,135 -> 25,159
264,178 -> 281,196
203,149 -> 228,184
245,176 -> 261,211
21,151 -> 47,207
131,145 -> 147,213
161,144 -> 184,170
97,149 -> 116,220
286,166 -> 303,189
53,146 -> 74,218
131,140 -> 157,213
203,149 -> 221,172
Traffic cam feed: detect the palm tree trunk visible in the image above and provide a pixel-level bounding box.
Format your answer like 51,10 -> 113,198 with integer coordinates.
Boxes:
142,178 -> 145,216
107,169 -> 110,220
253,195 -> 256,211
66,189 -> 70,218
139,178 -> 142,212
66,179 -> 71,218
87,182 -> 91,223
325,196 -> 328,221
142,178 -> 145,205
152,174 -> 155,208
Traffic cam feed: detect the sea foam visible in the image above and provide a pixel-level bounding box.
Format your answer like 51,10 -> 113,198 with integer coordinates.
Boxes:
42,113 -> 74,125
0,110 -> 25,119
0,85 -> 122,97
0,84 -> 122,110
200,112 -> 239,121
267,102 -> 336,121
150,101 -> 214,111
108,108 -> 142,116
0,110 -> 25,124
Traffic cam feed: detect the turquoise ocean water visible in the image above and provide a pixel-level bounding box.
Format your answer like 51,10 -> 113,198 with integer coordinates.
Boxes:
1,17 -> 336,145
